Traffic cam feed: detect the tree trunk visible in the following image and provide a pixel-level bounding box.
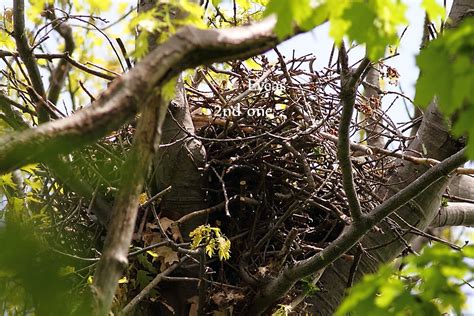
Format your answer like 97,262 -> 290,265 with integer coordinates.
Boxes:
307,1 -> 472,313
138,1 -> 207,314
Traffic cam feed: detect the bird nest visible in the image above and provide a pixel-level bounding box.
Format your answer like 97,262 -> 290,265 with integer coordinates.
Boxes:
38,52 -> 408,313
175,54 -> 403,311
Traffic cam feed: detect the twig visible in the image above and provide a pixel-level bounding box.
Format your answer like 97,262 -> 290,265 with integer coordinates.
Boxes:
120,257 -> 186,315
141,186 -> 172,209
211,167 -> 231,217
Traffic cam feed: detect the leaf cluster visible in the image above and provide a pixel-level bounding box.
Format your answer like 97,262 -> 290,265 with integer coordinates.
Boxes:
337,244 -> 474,315
415,20 -> 474,157
189,224 -> 231,261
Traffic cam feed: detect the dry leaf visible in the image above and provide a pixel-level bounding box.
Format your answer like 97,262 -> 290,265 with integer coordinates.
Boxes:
211,290 -> 245,307
187,296 -> 199,316
159,217 -> 174,232
257,266 -> 269,277
170,224 -> 183,242
155,246 -> 179,271
142,230 -> 162,246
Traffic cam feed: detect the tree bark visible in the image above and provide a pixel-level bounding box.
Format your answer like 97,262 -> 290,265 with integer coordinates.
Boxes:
431,203 -> 474,227
0,17 -> 279,174
139,1 -> 207,314
92,92 -> 167,315
306,1 -> 472,314
362,66 -> 384,148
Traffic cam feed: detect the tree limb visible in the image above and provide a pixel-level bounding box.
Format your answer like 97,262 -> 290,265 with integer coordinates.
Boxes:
362,65 -> 385,148
248,148 -> 466,315
44,6 -> 75,105
0,17 -> 279,175
92,90 -> 167,315
430,202 -> 474,227
337,46 -> 370,222
12,0 -> 49,122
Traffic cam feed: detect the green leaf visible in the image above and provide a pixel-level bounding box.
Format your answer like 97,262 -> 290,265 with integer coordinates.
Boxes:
0,28 -> 15,50
421,0 -> 446,22
462,245 -> 474,258
0,173 -> 16,189
340,0 -> 407,60
20,164 -> 40,174
415,19 -> 474,158
133,32 -> 150,59
136,270 -> 153,290
86,0 -> 111,12
452,105 -> 474,158
236,0 -> 251,10
264,0 -> 312,39
374,278 -> 404,309
162,77 -> 178,103
58,266 -> 75,276
338,244 -> 472,316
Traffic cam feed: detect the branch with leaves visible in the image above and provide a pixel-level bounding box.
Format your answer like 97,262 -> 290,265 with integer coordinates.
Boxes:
0,17 -> 279,174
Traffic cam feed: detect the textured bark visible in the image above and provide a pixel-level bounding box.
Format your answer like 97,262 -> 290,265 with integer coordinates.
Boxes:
306,1 -> 473,313
151,88 -> 207,233
449,175 -> 474,200
363,66 -> 385,148
92,92 -> 167,315
431,203 -> 474,227
0,16 -> 279,174
139,1 -> 207,314
12,0 -> 49,122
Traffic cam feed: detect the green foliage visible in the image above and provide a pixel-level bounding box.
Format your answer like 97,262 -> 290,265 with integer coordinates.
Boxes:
414,20 -> 474,157
265,0 -> 407,60
162,76 -> 179,103
300,275 -> 321,296
272,304 -> 292,316
421,0 -> 446,22
264,0 -> 312,39
0,173 -> 15,189
189,225 -> 231,261
336,244 -> 474,316
130,0 -> 205,58
0,223 -> 93,315
339,0 -> 407,60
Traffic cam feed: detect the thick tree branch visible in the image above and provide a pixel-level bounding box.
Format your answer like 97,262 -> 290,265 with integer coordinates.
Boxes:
448,175 -> 474,199
0,93 -> 31,130
44,7 -> 75,105
362,66 -> 385,148
92,91 -> 167,315
337,48 -> 370,222
12,0 -> 49,122
248,148 -> 466,314
431,202 -> 474,227
0,17 -> 279,175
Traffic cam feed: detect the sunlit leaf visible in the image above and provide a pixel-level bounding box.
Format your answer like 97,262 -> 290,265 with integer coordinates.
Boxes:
118,276 -> 128,284
264,0 -> 312,39
421,0 -> 446,22
0,174 -> 15,189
